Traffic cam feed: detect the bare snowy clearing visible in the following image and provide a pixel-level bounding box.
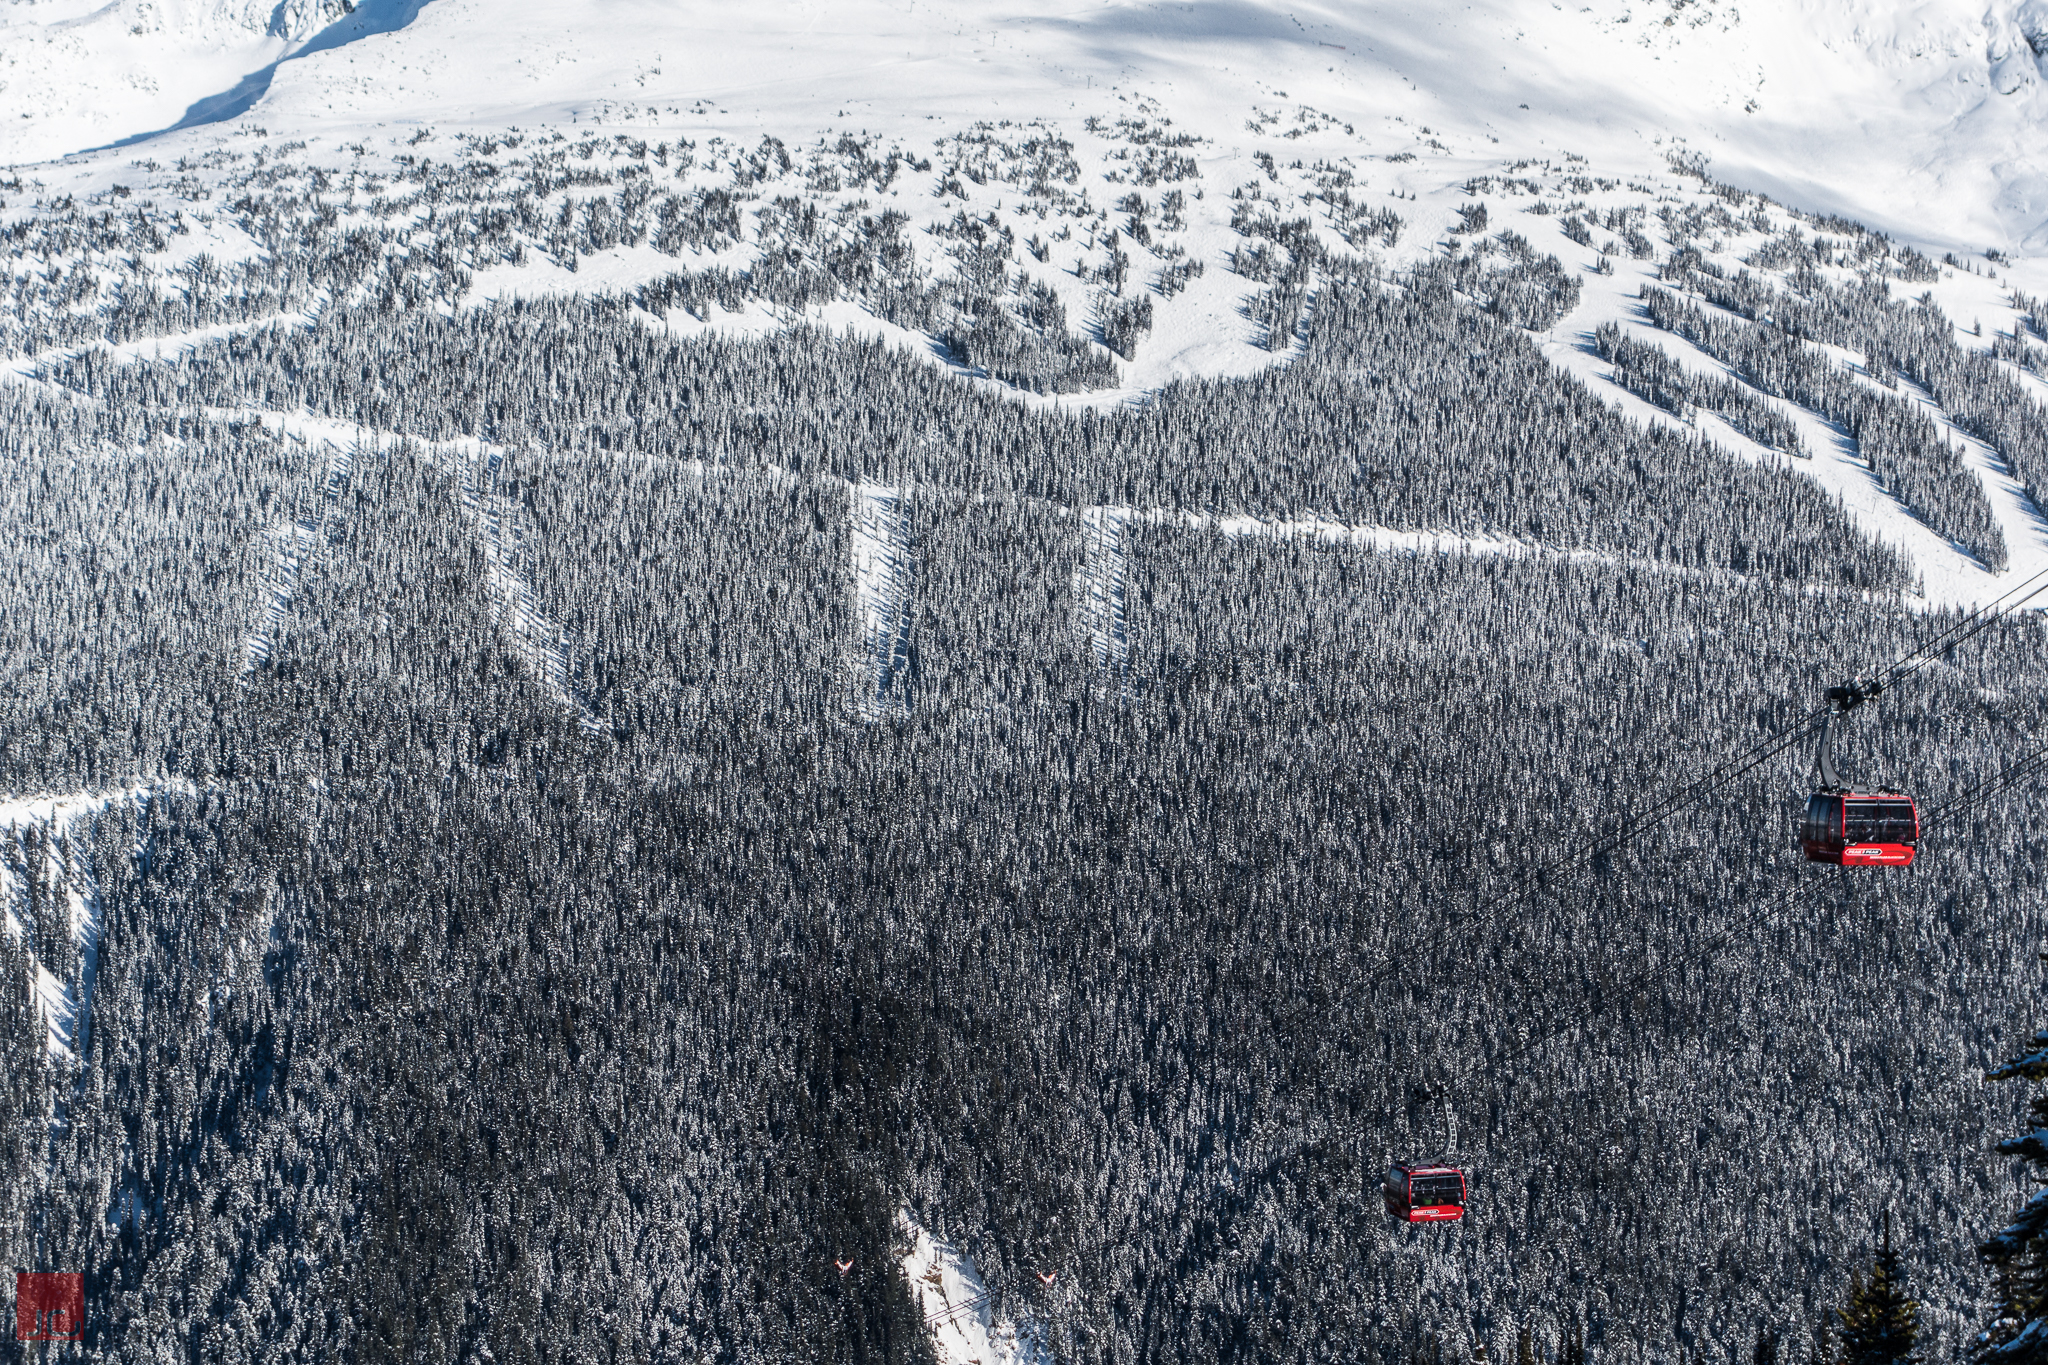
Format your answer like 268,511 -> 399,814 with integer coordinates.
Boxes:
215,407 -> 599,722
241,432 -> 351,673
1075,506 -> 1130,689
465,448 -> 601,730
851,483 -> 917,717
898,1211 -> 1054,1365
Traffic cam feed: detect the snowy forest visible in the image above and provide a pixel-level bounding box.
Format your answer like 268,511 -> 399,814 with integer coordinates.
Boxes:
3,113 -> 2048,1365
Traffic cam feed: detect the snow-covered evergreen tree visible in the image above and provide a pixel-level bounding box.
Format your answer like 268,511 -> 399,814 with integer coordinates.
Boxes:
1840,1216 -> 1921,1365
1976,1010 -> 2048,1365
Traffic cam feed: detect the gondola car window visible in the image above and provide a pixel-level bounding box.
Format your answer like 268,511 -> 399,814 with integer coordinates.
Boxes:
1845,800 -> 1915,845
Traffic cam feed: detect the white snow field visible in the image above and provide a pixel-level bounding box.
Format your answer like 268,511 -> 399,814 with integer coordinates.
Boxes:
3,0 -> 2046,254
0,0 -> 371,159
1526,202 -> 2048,612
5,0 -> 2048,619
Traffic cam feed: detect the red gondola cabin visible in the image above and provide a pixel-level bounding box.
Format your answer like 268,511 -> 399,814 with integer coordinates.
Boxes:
1800,791 -> 1917,866
1384,1164 -> 1467,1223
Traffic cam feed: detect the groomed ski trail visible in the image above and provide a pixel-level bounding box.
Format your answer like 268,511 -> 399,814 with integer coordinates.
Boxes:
243,435 -> 351,674
851,483 -> 917,717
1543,244 -> 2048,614
1076,506 -> 1130,694
465,447 -> 602,731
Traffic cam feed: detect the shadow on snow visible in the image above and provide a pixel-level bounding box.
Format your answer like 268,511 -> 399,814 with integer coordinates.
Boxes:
88,0 -> 436,152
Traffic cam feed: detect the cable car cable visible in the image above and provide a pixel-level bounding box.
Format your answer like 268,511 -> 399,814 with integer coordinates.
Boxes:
1380,564 -> 2048,987
1872,562 -> 2048,693
1358,577 -> 2048,1221
1240,740 -> 2046,1231
1465,733 -> 2048,1092
1373,717 -> 1828,985
1475,872 -> 1841,1082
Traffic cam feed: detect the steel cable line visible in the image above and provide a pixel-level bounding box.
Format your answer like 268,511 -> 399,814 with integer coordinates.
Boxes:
1368,716 -> 1834,992
1186,698 -> 2048,1248
1365,720 -> 1828,990
1443,723 -> 1820,921
1872,561 -> 2048,694
1460,730 -> 2048,1095
1198,869 -> 1859,1232
1470,873 -> 1841,1085
1379,560 -> 2048,988
1205,583 -> 2048,1231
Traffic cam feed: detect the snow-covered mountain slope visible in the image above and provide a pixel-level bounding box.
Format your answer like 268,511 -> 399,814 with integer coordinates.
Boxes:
4,0 -> 2047,255
6,0 -> 2048,622
0,0 -> 361,156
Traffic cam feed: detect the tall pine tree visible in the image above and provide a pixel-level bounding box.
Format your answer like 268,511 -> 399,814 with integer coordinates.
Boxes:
1562,1316 -> 1585,1365
1839,1214 -> 1920,1365
1976,1007 -> 2048,1364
